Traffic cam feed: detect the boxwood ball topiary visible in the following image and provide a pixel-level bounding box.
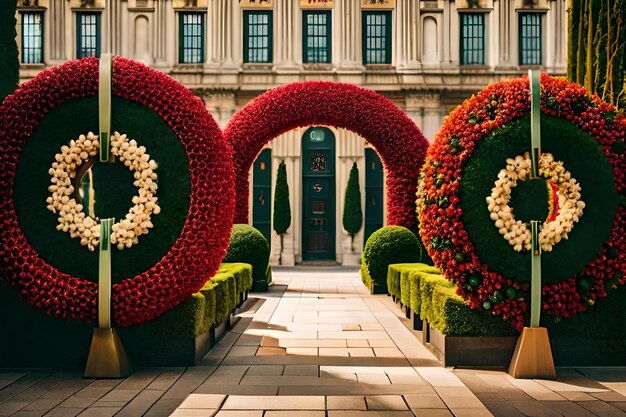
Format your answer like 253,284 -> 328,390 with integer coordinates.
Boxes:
363,226 -> 421,293
223,224 -> 270,292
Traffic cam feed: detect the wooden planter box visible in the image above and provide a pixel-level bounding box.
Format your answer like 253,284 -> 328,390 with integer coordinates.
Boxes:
0,286 -> 247,368
424,323 -> 626,367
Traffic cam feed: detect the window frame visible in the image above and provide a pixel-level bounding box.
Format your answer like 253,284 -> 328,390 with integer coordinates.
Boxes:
518,12 -> 542,66
361,10 -> 392,65
302,10 -> 332,64
243,10 -> 273,64
76,12 -> 101,59
21,11 -> 44,64
459,12 -> 486,66
178,12 -> 206,64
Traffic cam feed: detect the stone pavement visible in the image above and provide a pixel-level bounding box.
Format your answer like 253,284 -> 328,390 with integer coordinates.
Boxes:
1,267 -> 626,417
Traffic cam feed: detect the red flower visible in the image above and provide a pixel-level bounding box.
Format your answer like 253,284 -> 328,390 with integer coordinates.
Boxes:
0,57 -> 235,326
418,74 -> 626,331
224,81 -> 429,229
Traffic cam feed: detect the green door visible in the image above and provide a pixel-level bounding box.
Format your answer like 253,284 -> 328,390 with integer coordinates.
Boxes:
302,127 -> 335,260
252,148 -> 272,244
364,148 -> 383,246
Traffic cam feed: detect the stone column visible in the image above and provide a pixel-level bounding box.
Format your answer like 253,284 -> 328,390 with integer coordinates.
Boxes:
337,0 -> 361,70
274,0 -> 298,70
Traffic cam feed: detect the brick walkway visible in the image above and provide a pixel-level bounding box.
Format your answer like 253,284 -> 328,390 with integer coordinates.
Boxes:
1,267 -> 626,416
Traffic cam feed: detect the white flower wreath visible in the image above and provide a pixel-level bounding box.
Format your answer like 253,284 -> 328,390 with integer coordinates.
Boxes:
486,152 -> 585,253
46,131 -> 160,251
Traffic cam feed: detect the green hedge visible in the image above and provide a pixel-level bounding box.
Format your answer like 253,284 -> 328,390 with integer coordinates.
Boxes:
362,226 -> 421,294
223,224 -> 271,292
143,263 -> 253,338
386,263 -> 439,304
386,263 -> 516,337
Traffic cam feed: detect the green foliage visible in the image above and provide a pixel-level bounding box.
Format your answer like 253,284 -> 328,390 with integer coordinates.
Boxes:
568,0 -> 626,109
459,115 -> 618,284
546,284 -> 626,354
13,96 -> 190,283
343,162 -> 363,245
400,264 -> 439,307
508,179 -> 549,223
223,224 -> 270,292
273,161 -> 291,235
362,226 -> 421,293
0,0 -> 18,104
132,263 -> 252,338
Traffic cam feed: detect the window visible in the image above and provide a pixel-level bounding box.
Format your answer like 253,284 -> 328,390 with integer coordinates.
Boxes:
519,13 -> 541,65
460,13 -> 485,65
22,12 -> 43,64
76,12 -> 100,58
362,11 -> 391,64
303,11 -> 331,64
244,11 -> 272,63
179,13 -> 205,64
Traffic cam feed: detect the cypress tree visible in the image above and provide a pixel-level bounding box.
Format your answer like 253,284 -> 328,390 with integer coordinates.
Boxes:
273,161 -> 291,264
0,0 -> 19,104
343,162 -> 363,252
567,0 -> 626,110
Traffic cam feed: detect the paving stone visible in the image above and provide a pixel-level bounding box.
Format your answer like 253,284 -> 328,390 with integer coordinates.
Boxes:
327,396 -> 367,410
279,340 -> 347,348
227,346 -> 258,357
411,410 -> 454,417
213,411 -> 263,417
347,340 -> 369,348
577,400 -> 626,417
367,340 -> 396,348
257,347 -> 287,356
264,412 -> 326,417
365,395 -> 408,410
283,366 -> 319,376
348,348 -> 375,357
357,374 -> 390,385
319,348 -> 350,357
510,399 -> 564,417
112,390 -> 166,417
178,394 -> 226,409
260,336 -> 280,347
448,409 -> 494,417
591,391 -> 626,402
76,407 -> 122,417
285,348 -> 318,356
221,395 -> 325,410
57,396 -> 98,409
558,391 -> 599,401
246,365 -> 284,376
328,411 -> 414,417
403,393 -> 447,409
42,407 -> 85,417
170,409 -> 216,416
542,401 -> 599,417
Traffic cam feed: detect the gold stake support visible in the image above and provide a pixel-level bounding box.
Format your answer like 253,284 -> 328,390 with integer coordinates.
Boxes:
84,53 -> 130,378
508,70 -> 556,380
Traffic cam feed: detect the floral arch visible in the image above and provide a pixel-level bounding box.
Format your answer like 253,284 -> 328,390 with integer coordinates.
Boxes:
224,81 -> 429,229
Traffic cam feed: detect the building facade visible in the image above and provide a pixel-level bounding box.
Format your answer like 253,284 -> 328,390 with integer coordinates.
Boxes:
16,0 -> 568,265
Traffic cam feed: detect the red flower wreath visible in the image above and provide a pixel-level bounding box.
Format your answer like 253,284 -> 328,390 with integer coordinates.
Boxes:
418,74 -> 626,331
0,57 -> 235,326
224,81 -> 429,229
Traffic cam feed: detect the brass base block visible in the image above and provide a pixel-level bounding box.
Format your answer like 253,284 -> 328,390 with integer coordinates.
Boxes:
84,328 -> 130,378
508,327 -> 556,380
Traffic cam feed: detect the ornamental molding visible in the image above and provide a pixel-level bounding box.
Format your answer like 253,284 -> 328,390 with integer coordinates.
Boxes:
455,0 -> 493,11
300,0 -> 334,9
361,0 -> 396,9
239,0 -> 273,9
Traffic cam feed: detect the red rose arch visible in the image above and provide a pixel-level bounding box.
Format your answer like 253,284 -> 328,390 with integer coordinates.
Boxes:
224,81 -> 429,229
